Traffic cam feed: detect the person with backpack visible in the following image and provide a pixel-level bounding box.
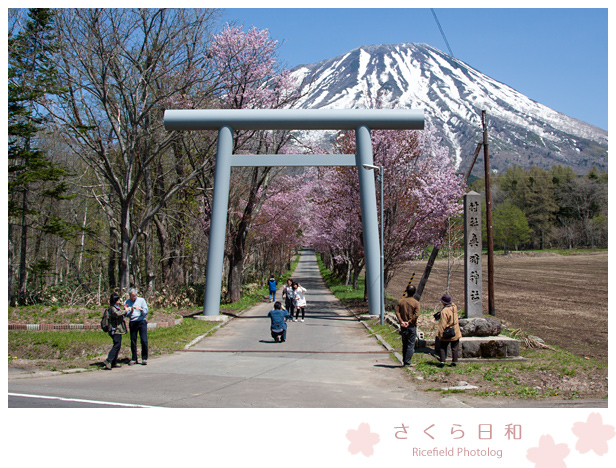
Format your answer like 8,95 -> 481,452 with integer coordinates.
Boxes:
103,292 -> 128,370
435,294 -> 462,368
267,275 -> 278,302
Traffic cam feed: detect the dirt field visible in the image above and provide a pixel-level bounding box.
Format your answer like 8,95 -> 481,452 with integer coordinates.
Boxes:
388,251 -> 608,363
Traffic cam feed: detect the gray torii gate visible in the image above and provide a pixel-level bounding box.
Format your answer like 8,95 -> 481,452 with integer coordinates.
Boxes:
163,109 -> 424,317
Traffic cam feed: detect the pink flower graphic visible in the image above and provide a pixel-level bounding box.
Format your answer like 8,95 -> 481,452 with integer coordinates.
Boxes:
346,422 -> 380,457
526,435 -> 570,468
572,412 -> 615,455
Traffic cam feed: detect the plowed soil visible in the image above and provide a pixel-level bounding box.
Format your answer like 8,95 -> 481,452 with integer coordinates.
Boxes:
388,251 -> 608,363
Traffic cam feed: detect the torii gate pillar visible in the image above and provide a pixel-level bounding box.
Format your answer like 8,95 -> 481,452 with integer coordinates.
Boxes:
164,109 -> 424,317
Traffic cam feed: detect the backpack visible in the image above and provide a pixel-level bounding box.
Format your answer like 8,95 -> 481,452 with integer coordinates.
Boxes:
101,309 -> 110,332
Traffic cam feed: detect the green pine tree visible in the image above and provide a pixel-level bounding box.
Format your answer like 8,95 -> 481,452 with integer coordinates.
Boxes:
8,8 -> 74,304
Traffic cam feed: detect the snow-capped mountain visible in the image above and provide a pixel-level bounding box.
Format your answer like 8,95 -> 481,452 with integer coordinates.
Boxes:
291,43 -> 607,175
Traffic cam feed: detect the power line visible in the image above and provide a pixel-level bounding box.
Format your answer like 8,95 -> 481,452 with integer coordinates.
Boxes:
431,8 -> 454,57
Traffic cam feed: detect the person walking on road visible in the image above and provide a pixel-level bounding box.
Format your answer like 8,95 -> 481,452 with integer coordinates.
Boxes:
267,275 -> 278,302
292,282 -> 307,322
125,287 -> 149,366
435,294 -> 462,368
104,292 -> 128,370
268,301 -> 290,342
282,278 -> 295,322
395,285 -> 420,367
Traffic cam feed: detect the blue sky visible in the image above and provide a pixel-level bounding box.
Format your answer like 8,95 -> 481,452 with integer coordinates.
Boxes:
220,7 -> 609,130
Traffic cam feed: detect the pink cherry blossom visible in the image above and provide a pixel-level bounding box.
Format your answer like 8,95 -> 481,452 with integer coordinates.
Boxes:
346,422 -> 380,457
209,24 -> 300,110
303,125 -> 464,287
526,434 -> 570,468
572,412 -> 615,455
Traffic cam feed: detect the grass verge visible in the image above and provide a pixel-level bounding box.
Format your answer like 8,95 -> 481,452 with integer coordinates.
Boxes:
8,319 -> 221,371
8,254 -> 301,372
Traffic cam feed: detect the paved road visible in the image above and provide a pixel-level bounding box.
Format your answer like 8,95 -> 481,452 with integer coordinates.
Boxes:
8,249 -> 464,408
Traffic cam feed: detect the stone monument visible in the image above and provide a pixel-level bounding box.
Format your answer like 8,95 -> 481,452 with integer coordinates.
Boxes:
458,191 -> 519,358
464,191 -> 483,318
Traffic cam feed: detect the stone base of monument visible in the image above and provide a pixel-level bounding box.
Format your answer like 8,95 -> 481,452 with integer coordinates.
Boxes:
459,336 -> 520,358
457,316 -> 521,358
385,313 -> 522,360
422,336 -> 521,359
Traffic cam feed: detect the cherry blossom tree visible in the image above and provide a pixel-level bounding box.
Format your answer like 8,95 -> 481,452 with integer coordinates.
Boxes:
303,165 -> 366,288
209,24 -> 299,112
304,127 -> 465,292
208,24 -> 302,302
246,174 -> 310,282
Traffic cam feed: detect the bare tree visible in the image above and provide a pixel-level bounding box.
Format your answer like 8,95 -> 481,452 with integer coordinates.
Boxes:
48,8 -> 219,292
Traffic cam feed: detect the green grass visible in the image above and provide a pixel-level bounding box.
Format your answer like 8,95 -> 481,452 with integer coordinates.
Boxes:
315,258 -> 364,301
8,319 -> 221,363
409,338 -> 605,399
370,322 -> 402,348
474,387 -> 560,398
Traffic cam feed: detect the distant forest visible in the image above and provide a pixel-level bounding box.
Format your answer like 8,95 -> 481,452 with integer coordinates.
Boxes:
468,164 -> 607,252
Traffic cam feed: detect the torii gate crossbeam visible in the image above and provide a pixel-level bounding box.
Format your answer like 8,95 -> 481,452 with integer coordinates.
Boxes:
164,109 -> 424,317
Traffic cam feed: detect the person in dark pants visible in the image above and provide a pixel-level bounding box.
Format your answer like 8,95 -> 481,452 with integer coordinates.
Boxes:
268,275 -> 278,302
436,294 -> 462,368
395,285 -> 420,367
104,292 -> 128,370
124,287 -> 149,365
282,278 -> 295,322
268,301 -> 290,342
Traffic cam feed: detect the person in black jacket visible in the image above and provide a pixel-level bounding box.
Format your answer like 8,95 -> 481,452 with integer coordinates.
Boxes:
104,292 -> 128,370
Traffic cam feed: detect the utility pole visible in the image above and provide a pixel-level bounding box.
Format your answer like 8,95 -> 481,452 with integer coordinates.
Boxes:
482,110 -> 495,316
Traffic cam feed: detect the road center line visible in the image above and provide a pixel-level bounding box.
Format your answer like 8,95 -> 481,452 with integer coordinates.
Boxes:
8,393 -> 160,408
